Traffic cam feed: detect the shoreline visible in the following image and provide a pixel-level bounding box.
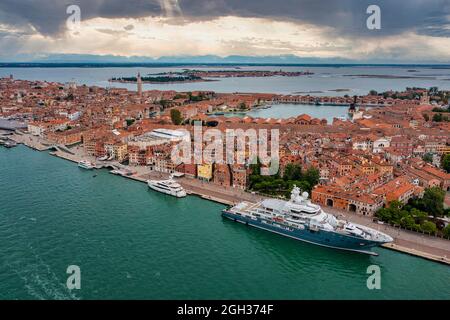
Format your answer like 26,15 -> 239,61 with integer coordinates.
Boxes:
7,132 -> 450,266
108,79 -> 217,84
381,243 -> 450,266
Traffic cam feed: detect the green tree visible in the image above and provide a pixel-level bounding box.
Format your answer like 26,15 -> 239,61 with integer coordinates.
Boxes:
174,93 -> 187,100
126,119 -> 135,127
283,163 -> 302,181
389,200 -> 403,211
401,215 -> 416,229
249,161 -> 317,196
445,208 -> 450,217
442,154 -> 450,173
376,208 -> 392,222
419,187 -> 445,217
239,102 -> 247,110
288,180 -> 311,194
422,153 -> 433,163
410,208 -> 427,223
170,109 -> 183,125
443,224 -> 450,238
432,107 -> 450,113
304,167 -> 320,187
159,99 -> 170,109
420,221 -> 437,234
377,191 -> 446,234
387,201 -> 404,225
249,157 -> 262,176
433,113 -> 443,122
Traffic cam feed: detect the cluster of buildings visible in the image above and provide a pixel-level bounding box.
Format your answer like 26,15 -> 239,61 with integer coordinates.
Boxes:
1,75 -> 449,216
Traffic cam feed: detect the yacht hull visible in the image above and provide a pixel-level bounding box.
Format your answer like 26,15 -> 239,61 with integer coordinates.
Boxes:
222,210 -> 382,255
148,183 -> 187,198
78,164 -> 94,170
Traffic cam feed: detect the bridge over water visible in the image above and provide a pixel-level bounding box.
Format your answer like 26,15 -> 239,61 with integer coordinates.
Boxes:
41,143 -> 76,155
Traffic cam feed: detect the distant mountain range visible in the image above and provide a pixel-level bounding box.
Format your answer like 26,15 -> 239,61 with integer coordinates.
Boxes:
2,53 -> 351,64
1,53 -> 449,66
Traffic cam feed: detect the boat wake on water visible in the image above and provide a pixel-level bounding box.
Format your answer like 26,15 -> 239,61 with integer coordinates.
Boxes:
6,245 -> 80,300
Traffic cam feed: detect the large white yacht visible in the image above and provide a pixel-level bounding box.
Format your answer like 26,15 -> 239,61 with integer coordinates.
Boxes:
223,186 -> 393,255
147,179 -> 187,198
78,160 -> 95,170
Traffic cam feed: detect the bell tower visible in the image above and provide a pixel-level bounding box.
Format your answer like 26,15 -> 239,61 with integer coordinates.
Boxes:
137,72 -> 142,97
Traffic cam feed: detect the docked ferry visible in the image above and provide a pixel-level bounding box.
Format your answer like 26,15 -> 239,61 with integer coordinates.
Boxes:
147,179 -> 187,198
78,160 -> 95,170
222,186 -> 393,255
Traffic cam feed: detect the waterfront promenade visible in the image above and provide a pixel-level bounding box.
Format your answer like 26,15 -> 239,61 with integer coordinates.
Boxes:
9,132 -> 450,265
326,207 -> 450,264
177,179 -> 450,265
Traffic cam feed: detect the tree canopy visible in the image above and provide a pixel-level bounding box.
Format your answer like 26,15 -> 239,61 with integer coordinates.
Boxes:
376,187 -> 447,236
409,187 -> 445,217
442,154 -> 450,173
170,109 -> 183,125
249,163 -> 319,197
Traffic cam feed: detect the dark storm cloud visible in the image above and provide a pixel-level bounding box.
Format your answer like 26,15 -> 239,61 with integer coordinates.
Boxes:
0,0 -> 449,37
181,0 -> 450,37
0,0 -> 163,34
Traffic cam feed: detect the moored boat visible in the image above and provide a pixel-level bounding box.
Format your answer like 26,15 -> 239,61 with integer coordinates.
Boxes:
222,186 -> 393,255
78,160 -> 95,170
147,179 -> 187,198
3,140 -> 17,148
97,155 -> 109,161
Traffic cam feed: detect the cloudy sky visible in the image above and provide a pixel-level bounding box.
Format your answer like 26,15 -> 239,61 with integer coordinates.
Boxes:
0,0 -> 449,62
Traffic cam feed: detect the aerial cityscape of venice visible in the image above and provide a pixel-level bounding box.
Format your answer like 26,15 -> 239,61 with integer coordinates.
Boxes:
0,0 -> 449,306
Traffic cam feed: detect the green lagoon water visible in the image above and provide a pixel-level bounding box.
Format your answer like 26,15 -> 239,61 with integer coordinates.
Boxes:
0,145 -> 449,300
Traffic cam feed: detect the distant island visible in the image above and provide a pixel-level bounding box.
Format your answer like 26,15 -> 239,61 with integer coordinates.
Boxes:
343,74 -> 437,80
109,69 -> 314,84
109,74 -> 208,84
174,69 -> 314,78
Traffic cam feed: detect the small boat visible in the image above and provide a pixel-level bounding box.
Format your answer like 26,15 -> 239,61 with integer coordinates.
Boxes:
4,140 -> 17,148
147,179 -> 187,198
78,160 -> 95,170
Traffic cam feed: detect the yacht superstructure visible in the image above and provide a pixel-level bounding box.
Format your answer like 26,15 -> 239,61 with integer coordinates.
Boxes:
147,179 -> 187,198
78,160 -> 95,170
222,186 -> 393,255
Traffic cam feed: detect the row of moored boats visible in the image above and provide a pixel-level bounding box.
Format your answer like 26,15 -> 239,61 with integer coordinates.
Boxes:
77,159 -> 392,255
0,137 -> 18,148
78,159 -> 187,198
